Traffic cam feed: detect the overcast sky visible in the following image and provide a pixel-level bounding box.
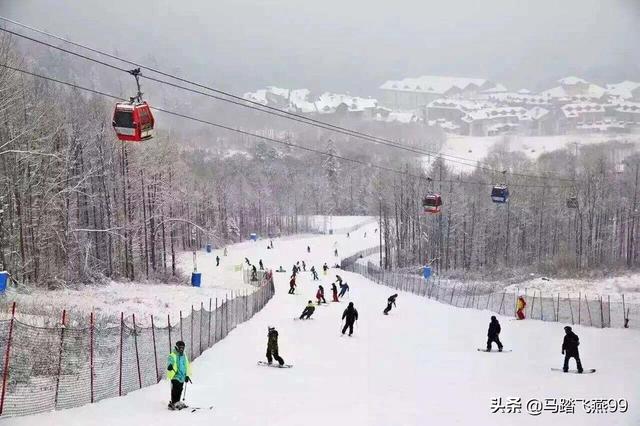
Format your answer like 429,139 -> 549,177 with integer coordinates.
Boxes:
2,0 -> 639,96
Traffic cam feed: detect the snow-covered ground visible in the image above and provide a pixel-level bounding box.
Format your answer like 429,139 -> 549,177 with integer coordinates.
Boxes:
9,219 -> 640,425
429,134 -> 640,174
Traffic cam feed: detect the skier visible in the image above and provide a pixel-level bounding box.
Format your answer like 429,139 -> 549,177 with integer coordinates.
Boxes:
562,326 -> 583,373
270,240 -> 274,249
167,340 -> 192,410
335,275 -> 343,285
310,266 -> 319,280
251,265 -> 258,281
266,327 -> 285,366
486,316 -> 503,352
299,300 -> 316,320
288,275 -> 297,294
216,255 -> 220,267
334,248 -> 338,257
516,296 -> 526,320
302,260 -> 306,272
331,282 -> 339,302
383,294 -> 398,315
292,264 -> 299,276
245,257 -> 251,266
338,281 -> 349,298
322,263 -> 329,275
347,232 -> 350,238
341,302 -> 359,336
316,285 -> 327,304
259,259 -> 264,270
277,266 -> 286,272
307,246 -> 311,253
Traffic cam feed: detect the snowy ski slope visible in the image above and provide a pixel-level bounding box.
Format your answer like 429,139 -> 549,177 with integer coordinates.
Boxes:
9,221 -> 639,426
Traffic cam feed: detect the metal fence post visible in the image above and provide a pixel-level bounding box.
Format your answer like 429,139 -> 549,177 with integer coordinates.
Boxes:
190,305 -> 194,358
151,315 -> 159,382
568,294 -> 574,324
215,298 -> 219,342
199,302 -> 203,355
132,314 -> 142,388
54,309 -> 66,408
585,294 -> 593,327
179,310 -> 183,342
119,312 -> 124,397
90,312 -> 94,403
167,314 -> 172,352
208,298 -> 212,347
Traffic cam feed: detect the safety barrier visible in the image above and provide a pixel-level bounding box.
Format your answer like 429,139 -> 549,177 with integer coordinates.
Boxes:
0,275 -> 275,418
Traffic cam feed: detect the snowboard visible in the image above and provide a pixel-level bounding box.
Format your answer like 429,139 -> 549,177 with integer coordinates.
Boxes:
551,368 -> 596,374
477,348 -> 512,353
257,361 -> 293,368
190,406 -> 214,413
293,317 -> 315,320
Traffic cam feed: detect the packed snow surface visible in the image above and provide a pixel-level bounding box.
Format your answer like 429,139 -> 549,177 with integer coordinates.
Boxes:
9,219 -> 639,425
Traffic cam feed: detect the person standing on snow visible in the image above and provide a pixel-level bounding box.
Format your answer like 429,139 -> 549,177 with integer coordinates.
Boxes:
302,260 -> 306,272
299,300 -> 316,320
322,263 -> 329,275
259,259 -> 264,270
338,281 -> 349,298
251,264 -> 258,281
331,283 -> 339,302
316,285 -> 327,304
562,326 -> 583,373
334,248 -> 338,257
486,316 -> 503,352
216,255 -> 220,267
245,257 -> 251,265
288,275 -> 297,294
307,246 -> 311,253
341,302 -> 359,336
266,327 -> 286,366
223,247 -> 228,256
383,294 -> 398,315
310,266 -> 319,280
292,264 -> 299,276
167,341 -> 192,410
516,296 -> 526,320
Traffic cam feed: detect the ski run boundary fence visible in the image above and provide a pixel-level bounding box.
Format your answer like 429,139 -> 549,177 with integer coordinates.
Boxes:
0,275 -> 275,418
342,250 -> 638,330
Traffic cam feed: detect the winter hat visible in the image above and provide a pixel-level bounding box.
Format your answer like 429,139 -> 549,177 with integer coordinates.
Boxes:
348,302 -> 354,307
491,316 -> 496,321
175,341 -> 185,348
564,326 -> 572,331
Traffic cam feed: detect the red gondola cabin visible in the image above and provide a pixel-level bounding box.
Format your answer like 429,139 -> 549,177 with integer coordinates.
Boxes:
422,193 -> 442,214
112,101 -> 155,142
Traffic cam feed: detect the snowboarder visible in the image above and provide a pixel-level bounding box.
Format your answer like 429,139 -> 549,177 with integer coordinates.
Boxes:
311,266 -> 319,280
167,340 -> 192,410
288,275 -> 297,294
334,248 -> 338,257
335,275 -> 343,285
299,300 -> 316,320
383,294 -> 398,315
341,302 -> 359,336
331,283 -> 339,302
216,255 -> 220,267
245,257 -> 251,266
516,296 -> 526,320
251,265 -> 258,281
277,266 -> 286,272
307,246 -> 311,253
322,263 -> 328,275
266,327 -> 285,366
259,259 -> 264,270
316,285 -> 327,304
486,316 -> 503,352
338,282 -> 349,298
302,260 -> 306,271
562,326 -> 583,373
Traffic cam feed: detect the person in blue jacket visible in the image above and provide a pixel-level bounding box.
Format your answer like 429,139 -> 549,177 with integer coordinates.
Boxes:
167,340 -> 192,410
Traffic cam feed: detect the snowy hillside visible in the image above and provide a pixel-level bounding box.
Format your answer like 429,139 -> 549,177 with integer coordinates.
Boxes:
9,221 -> 639,426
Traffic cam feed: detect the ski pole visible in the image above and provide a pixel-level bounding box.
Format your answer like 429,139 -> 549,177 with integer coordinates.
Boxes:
183,382 -> 187,401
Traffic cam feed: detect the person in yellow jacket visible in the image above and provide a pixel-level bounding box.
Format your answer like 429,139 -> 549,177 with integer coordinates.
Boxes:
167,341 -> 192,410
516,296 -> 526,320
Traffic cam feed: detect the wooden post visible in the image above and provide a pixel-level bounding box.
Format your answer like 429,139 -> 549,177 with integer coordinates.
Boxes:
199,302 -> 203,355
208,298 -> 212,347
179,310 -> 183,342
530,291 -> 536,319
151,315 -> 159,382
622,294 -> 627,328
167,314 -> 172,352
215,298 -> 219,342
0,303 -> 15,415
608,295 -> 611,328
585,294 -> 593,327
556,293 -> 560,322
119,312 -> 124,396
190,305 -> 194,358
599,296 -> 604,328
90,312 -> 94,403
133,314 -> 142,388
540,292 -> 543,321
54,309 -> 66,408
450,285 -> 456,304
498,292 -> 506,315
486,292 -> 492,310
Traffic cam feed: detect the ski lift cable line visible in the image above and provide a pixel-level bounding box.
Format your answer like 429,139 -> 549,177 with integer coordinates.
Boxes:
0,63 -> 569,191
0,19 -> 574,182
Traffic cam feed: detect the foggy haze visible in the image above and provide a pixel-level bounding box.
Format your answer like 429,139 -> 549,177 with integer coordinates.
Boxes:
2,0 -> 639,95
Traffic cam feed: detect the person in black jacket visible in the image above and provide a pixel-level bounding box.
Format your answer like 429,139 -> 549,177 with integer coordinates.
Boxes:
486,316 -> 503,352
341,302 -> 359,336
383,294 -> 398,315
266,327 -> 285,366
562,326 -> 583,373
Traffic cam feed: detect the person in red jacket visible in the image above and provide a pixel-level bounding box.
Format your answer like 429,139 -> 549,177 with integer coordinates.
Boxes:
516,296 -> 526,320
331,283 -> 339,302
316,285 -> 327,305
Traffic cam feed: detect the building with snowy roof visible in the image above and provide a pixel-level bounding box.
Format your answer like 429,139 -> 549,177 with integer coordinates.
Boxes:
540,76 -> 607,101
379,75 -> 502,111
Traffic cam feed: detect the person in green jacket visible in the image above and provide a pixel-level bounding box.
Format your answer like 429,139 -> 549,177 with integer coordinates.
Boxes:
167,341 -> 192,410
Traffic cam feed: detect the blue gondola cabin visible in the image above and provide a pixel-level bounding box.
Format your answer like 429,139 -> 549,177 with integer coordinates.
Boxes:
491,185 -> 509,203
